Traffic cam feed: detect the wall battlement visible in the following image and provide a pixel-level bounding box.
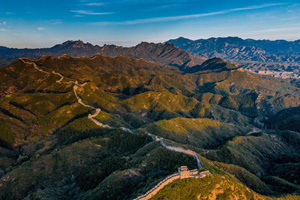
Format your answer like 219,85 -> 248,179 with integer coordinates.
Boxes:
133,167 -> 211,200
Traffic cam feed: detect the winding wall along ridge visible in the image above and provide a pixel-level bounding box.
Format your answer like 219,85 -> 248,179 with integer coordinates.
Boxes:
133,167 -> 210,200
133,133 -> 207,200
20,58 -> 109,128
52,71 -> 64,83
21,58 -> 207,200
158,136 -> 204,168
134,173 -> 180,200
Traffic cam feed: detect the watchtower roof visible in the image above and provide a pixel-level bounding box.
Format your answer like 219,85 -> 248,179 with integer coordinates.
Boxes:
179,166 -> 188,171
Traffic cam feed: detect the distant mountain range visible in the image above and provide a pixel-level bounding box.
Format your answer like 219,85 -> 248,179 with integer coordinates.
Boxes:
0,40 -> 205,68
2,37 -> 300,73
167,37 -> 300,72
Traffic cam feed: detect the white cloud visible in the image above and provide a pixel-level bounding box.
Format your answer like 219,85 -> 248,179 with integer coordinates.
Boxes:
157,4 -> 184,9
85,3 -> 104,6
91,3 -> 284,25
38,27 -> 46,31
0,28 -> 7,32
253,26 -> 300,33
47,19 -> 62,24
71,10 -> 113,15
230,3 -> 285,12
92,11 -> 225,25
125,11 -> 225,25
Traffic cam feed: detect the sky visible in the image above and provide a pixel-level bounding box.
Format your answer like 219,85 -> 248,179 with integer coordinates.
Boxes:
0,0 -> 300,48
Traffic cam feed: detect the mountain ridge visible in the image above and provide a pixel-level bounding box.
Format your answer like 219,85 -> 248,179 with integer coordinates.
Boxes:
167,36 -> 300,72
0,40 -> 206,68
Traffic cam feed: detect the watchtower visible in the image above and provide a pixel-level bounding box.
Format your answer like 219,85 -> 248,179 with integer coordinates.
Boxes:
178,166 -> 190,179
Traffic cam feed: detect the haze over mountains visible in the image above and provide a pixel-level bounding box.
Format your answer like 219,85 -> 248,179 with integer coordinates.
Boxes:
168,37 -> 300,72
0,38 -> 300,199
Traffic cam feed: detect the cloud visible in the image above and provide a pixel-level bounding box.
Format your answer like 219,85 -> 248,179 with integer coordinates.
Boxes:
85,3 -> 104,6
38,27 -> 46,31
71,10 -> 112,15
124,11 -> 225,25
157,4 -> 184,9
47,19 -> 62,24
230,3 -> 285,12
0,22 -> 7,31
93,11 -> 225,25
91,3 -> 284,25
253,26 -> 300,33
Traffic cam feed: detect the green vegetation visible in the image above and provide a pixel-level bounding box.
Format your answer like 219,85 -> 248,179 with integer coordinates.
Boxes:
0,120 -> 15,146
267,107 -> 300,133
263,176 -> 300,194
151,175 -> 299,200
145,117 -> 248,149
155,117 -> 221,133
1,54 -> 300,199
212,161 -> 273,194
150,155 -> 299,200
0,127 -> 199,200
94,110 -> 130,128
122,91 -> 198,113
204,130 -> 300,195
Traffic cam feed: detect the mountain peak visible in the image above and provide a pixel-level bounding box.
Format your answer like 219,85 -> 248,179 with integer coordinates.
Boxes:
177,36 -> 189,40
56,40 -> 93,49
98,41 -> 206,67
186,57 -> 237,73
58,54 -> 72,59
167,37 -> 193,45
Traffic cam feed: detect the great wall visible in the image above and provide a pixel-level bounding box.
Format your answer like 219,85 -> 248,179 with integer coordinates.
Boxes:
21,58 -> 211,200
133,133 -> 211,200
133,167 -> 211,200
20,58 -> 109,128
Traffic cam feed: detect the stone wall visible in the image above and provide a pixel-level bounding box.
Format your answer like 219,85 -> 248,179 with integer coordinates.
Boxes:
133,173 -> 180,200
133,170 -> 211,200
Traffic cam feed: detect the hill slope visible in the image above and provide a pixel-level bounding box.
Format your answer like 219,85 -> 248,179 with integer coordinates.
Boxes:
0,54 -> 300,199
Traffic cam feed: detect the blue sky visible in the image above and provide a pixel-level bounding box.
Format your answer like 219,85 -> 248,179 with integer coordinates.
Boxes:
0,0 -> 300,48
